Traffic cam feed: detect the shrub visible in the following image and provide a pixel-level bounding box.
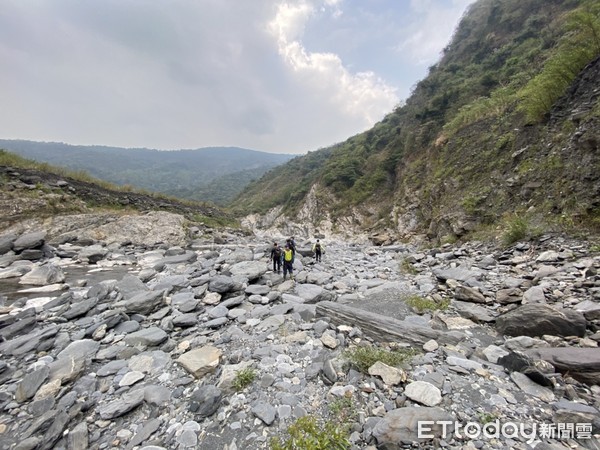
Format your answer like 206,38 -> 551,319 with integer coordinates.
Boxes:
344,345 -> 416,374
232,368 -> 256,392
405,295 -> 450,314
502,214 -> 529,245
270,415 -> 351,450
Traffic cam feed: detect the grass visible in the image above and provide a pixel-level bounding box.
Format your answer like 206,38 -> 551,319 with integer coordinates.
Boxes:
344,344 -> 416,374
502,214 -> 530,246
399,258 -> 418,275
232,368 -> 257,392
404,294 -> 450,314
270,415 -> 351,450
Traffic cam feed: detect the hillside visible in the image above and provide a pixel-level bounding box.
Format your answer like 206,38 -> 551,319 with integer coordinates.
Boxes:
0,150 -> 235,231
0,140 -> 296,205
232,0 -> 600,243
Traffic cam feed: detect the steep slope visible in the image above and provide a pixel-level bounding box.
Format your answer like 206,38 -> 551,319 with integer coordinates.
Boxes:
0,140 -> 296,205
232,0 -> 600,242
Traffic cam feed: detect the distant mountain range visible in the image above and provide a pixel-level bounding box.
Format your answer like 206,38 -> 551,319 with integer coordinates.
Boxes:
0,140 -> 297,205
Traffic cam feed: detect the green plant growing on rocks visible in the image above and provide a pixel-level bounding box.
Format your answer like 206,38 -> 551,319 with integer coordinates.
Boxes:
270,415 -> 351,450
478,412 -> 498,424
502,214 -> 530,245
344,345 -> 416,374
399,258 -> 418,275
328,395 -> 358,425
405,295 -> 450,314
232,368 -> 257,392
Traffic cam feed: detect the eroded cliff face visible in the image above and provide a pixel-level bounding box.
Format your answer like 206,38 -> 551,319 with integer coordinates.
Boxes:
3,211 -> 190,247
242,185 -> 384,244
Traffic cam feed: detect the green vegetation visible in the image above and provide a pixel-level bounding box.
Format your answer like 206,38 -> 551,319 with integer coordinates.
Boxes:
232,368 -> 257,392
270,415 -> 351,450
0,141 -> 295,205
344,344 -> 416,374
271,381 -> 359,449
519,3 -> 600,122
0,149 -> 233,226
329,396 -> 358,425
478,412 -> 499,424
501,213 -> 545,246
405,295 -> 450,314
399,258 -> 419,275
231,0 -> 600,241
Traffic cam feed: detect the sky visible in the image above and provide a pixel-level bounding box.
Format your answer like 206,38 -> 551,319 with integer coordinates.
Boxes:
0,0 -> 476,154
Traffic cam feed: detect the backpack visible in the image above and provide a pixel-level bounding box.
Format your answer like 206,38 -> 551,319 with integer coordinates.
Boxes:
315,243 -> 321,251
284,249 -> 293,262
273,247 -> 282,258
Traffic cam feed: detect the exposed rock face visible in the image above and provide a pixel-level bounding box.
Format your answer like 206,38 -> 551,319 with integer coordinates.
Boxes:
0,225 -> 598,449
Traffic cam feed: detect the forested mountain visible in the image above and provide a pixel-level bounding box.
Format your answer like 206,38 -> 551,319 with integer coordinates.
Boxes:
232,0 -> 600,243
0,140 -> 295,205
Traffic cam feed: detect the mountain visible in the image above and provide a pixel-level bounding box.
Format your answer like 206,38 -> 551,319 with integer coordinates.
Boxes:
232,0 -> 600,243
0,140 -> 296,205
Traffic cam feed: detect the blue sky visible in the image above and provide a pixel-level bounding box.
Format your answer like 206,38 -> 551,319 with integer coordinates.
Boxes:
0,0 -> 475,154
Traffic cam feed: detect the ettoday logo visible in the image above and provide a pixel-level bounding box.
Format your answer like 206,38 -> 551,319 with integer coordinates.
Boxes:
418,420 -> 594,444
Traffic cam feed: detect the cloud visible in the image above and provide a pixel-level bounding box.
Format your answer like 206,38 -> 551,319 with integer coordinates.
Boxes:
0,0 -> 471,154
269,0 -> 399,127
397,0 -> 475,66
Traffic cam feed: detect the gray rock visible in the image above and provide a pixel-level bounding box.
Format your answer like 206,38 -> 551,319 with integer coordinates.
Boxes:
116,274 -> 148,299
574,300 -> 600,320
522,285 -> 546,304
172,313 -> 198,327
16,366 -> 49,402
405,381 -> 442,406
294,283 -> 335,303
98,389 -> 145,419
525,347 -> 600,385
510,372 -> 555,402
114,290 -> 165,315
78,244 -> 109,263
13,231 -> 46,252
373,407 -> 455,444
208,275 -> 237,293
189,385 -> 223,417
252,401 -> 277,425
67,421 -> 88,450
19,264 -> 65,286
0,233 -> 17,255
496,304 -> 587,338
123,327 -> 168,347
229,260 -> 267,281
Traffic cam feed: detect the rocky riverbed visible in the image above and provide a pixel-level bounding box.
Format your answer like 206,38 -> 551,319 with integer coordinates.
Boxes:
0,219 -> 599,449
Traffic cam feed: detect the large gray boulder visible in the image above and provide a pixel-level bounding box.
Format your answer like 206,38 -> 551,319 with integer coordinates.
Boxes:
496,304 -> 587,338
114,290 -> 165,315
13,231 -> 46,253
372,407 -> 455,445
229,260 -> 267,281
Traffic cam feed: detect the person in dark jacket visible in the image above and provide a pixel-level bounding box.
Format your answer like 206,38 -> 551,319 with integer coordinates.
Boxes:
269,242 -> 282,274
312,239 -> 324,262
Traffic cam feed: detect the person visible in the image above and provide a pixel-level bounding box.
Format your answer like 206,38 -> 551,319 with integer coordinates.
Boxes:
269,242 -> 282,273
312,239 -> 324,262
282,244 -> 295,281
287,237 -> 297,262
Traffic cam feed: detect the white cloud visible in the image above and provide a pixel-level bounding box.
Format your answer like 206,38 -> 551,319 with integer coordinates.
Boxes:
0,0 -> 472,154
398,0 -> 475,66
269,0 -> 398,128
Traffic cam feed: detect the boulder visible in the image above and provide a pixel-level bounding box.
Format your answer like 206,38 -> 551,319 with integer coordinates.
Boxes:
496,304 -> 587,338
